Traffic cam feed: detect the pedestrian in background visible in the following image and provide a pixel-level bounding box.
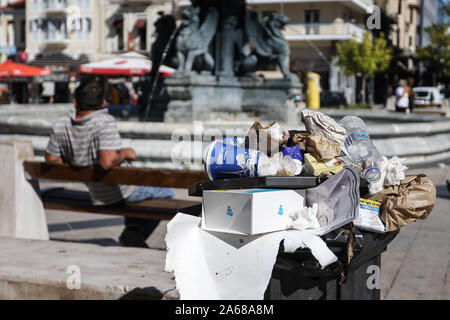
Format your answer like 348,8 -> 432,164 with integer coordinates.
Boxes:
395,79 -> 410,113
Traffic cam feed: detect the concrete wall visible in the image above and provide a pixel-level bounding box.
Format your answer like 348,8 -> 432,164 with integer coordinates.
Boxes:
0,141 -> 49,240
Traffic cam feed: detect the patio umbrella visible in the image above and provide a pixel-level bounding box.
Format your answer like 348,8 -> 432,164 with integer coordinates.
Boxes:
0,61 -> 51,103
78,52 -> 174,78
0,60 -> 52,78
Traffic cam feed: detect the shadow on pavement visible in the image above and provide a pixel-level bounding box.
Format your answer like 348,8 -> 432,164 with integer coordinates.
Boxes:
436,185 -> 450,199
50,237 -> 120,247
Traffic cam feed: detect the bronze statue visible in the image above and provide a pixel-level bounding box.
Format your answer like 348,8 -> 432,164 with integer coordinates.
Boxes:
245,11 -> 292,78
176,7 -> 218,72
153,0 -> 293,78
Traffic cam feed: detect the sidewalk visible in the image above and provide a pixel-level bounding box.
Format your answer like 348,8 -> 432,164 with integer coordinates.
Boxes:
381,167 -> 450,300
42,167 -> 450,300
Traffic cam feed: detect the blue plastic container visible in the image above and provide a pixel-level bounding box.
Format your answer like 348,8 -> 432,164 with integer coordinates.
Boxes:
204,141 -> 265,181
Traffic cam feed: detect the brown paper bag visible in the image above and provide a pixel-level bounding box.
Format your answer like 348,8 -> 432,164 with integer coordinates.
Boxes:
285,131 -> 311,150
306,135 -> 342,162
368,175 -> 436,232
245,121 -> 289,156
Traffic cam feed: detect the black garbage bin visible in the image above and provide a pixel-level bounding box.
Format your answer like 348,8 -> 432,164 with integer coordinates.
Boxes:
265,227 -> 399,300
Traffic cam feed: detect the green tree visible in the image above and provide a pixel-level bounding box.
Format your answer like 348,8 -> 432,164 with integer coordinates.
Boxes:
336,31 -> 393,103
417,3 -> 450,85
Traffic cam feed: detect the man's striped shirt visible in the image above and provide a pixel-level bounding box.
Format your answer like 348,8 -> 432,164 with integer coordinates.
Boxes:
46,109 -> 135,206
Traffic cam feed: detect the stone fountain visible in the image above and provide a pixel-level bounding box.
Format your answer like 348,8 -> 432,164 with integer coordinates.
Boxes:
154,0 -> 303,123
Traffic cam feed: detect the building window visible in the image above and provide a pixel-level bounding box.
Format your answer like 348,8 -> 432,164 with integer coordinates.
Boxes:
305,10 -> 320,35
134,19 -> 147,51
71,16 -> 92,41
111,16 -> 124,52
43,0 -> 69,10
118,25 -> 124,51
29,18 -> 68,42
21,20 -> 26,45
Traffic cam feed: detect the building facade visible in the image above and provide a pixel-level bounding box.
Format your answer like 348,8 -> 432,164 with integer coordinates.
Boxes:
26,0 -> 172,62
375,0 -> 420,52
0,0 -> 26,63
371,0 -> 420,100
23,0 -> 173,102
244,0 -> 375,104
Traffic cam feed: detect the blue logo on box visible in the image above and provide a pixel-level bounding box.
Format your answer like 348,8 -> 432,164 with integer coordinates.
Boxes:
278,205 -> 284,216
226,206 -> 234,217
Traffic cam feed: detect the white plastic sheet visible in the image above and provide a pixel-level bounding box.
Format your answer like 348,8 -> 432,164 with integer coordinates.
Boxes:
165,213 -> 337,300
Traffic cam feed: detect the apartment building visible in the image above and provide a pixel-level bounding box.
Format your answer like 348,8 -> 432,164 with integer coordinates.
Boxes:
245,0 -> 374,103
0,0 -> 26,63
24,0 -> 172,102
26,0 -> 171,62
96,0 -> 171,61
374,0 -> 420,52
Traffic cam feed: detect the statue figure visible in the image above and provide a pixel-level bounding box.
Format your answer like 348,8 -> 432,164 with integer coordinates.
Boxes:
245,11 -> 292,78
176,7 -> 219,72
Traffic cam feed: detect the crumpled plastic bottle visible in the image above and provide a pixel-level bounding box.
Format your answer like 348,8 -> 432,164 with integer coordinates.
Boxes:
339,116 -> 384,184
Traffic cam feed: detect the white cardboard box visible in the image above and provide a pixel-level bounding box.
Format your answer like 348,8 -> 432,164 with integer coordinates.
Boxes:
201,189 -> 305,235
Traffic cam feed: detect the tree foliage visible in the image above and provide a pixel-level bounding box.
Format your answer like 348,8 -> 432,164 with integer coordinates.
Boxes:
336,31 -> 393,77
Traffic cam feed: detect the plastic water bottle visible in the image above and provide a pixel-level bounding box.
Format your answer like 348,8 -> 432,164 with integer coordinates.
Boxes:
339,116 -> 384,183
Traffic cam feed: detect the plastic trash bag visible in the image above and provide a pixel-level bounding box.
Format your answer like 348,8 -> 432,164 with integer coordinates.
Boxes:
258,152 -> 303,177
368,175 -> 436,232
306,167 -> 360,235
301,110 -> 347,145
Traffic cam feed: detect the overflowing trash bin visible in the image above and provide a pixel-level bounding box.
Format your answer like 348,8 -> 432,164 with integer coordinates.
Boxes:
165,110 -> 437,300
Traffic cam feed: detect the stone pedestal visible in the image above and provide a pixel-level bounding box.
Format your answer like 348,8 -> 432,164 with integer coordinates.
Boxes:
164,72 -> 303,123
0,141 -> 49,240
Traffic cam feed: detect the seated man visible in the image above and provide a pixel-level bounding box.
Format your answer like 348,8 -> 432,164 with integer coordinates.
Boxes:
45,81 -> 174,248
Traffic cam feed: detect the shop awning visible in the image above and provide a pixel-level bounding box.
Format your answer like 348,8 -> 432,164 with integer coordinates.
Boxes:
0,0 -> 25,10
78,52 -> 174,78
134,19 -> 147,29
0,60 -> 52,78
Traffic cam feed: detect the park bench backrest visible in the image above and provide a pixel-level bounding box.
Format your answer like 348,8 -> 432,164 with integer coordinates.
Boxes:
23,161 -> 209,188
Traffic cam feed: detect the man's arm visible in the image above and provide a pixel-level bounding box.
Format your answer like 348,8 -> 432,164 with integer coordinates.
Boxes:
98,148 -> 136,170
45,125 -> 63,165
98,117 -> 136,170
45,153 -> 64,165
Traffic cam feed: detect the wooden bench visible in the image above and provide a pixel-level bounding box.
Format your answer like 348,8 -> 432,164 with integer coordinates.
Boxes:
24,161 -> 208,220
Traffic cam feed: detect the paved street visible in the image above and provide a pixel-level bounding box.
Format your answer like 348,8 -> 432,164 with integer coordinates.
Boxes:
42,166 -> 450,300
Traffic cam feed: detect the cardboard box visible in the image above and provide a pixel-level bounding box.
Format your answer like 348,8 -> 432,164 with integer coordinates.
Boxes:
202,189 -> 305,235
303,153 -> 352,176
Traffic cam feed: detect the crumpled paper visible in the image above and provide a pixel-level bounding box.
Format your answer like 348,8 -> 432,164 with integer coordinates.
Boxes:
306,134 -> 342,162
165,213 -> 338,300
245,121 -> 289,156
288,204 -> 321,231
368,175 -> 436,231
301,110 -> 347,145
369,156 -> 408,195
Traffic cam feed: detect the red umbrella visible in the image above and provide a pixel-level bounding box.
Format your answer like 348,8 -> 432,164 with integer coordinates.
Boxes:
78,52 -> 174,78
0,60 -> 52,78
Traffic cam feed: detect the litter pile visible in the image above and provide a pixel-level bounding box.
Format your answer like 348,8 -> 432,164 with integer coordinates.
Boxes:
165,110 -> 437,300
202,110 -> 436,234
